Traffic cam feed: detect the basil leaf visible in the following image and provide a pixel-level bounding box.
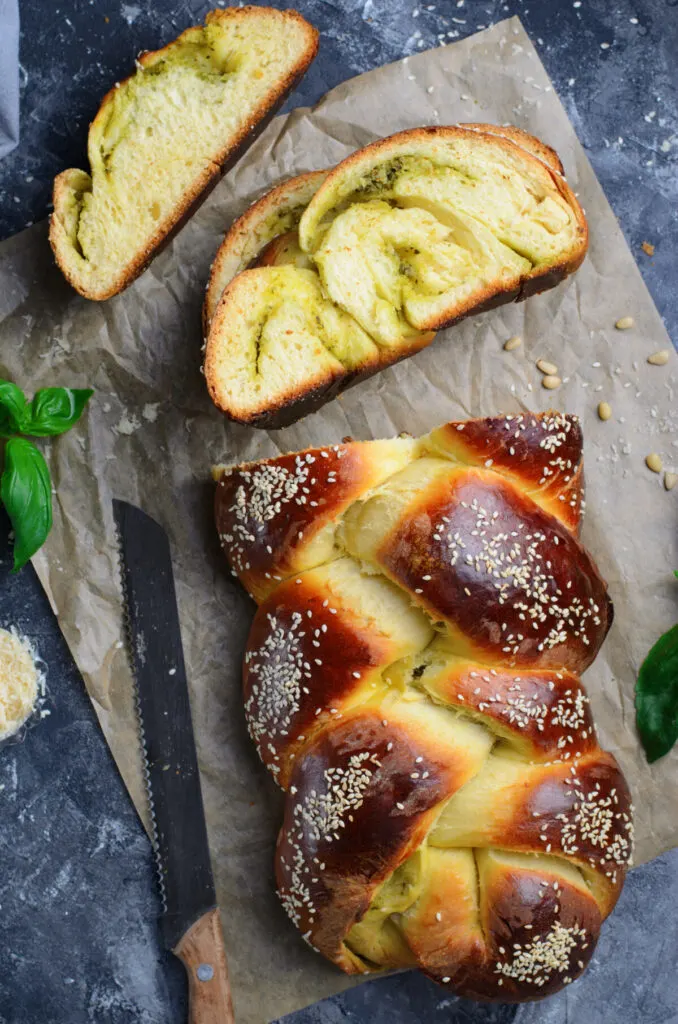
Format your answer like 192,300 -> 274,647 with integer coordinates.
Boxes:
0,379 -> 28,436
25,387 -> 94,437
0,437 -> 53,571
636,624 -> 678,763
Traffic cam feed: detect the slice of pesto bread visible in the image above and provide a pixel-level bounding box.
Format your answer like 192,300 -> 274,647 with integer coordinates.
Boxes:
49,7 -> 319,301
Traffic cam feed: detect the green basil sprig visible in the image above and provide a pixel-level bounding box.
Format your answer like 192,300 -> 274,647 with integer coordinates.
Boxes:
635,572 -> 678,763
0,379 -> 93,571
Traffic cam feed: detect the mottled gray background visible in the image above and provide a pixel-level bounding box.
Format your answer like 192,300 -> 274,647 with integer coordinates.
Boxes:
0,1 -> 676,1022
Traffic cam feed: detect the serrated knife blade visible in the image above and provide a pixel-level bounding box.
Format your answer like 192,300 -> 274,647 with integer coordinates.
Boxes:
113,499 -> 235,1023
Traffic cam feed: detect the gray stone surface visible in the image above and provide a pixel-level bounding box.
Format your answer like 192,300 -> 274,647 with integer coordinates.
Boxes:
0,1 -> 676,1022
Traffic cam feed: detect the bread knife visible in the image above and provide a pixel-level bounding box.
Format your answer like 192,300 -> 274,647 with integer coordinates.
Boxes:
113,499 -> 235,1024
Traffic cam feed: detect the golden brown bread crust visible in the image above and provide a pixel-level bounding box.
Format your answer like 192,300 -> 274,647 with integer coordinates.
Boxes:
275,706 -> 486,966
462,123 -> 565,176
50,8 -> 319,301
415,661 -> 598,762
214,413 -> 632,1001
401,846 -> 603,1000
434,753 -> 630,904
450,857 -> 601,999
243,560 -> 433,787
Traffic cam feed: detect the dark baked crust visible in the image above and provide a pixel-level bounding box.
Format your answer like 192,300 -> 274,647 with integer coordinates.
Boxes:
275,706 -> 488,966
373,467 -> 611,673
425,411 -> 585,534
242,560 -> 433,786
50,8 -> 319,301
214,436 -> 416,600
414,659 -> 598,762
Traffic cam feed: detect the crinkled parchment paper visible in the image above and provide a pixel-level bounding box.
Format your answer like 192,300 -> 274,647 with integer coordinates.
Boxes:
0,18 -> 676,1024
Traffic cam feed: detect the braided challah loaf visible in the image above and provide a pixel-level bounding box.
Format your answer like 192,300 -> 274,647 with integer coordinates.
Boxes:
214,412 -> 633,1001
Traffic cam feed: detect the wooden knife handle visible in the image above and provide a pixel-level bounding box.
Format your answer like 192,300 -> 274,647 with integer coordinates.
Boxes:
175,908 -> 236,1024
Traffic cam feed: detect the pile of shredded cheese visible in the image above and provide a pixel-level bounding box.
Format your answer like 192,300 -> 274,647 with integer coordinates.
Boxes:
0,627 -> 40,740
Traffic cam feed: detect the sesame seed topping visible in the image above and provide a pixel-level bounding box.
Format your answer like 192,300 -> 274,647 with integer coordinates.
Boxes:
494,922 -> 587,986
245,611 -> 309,755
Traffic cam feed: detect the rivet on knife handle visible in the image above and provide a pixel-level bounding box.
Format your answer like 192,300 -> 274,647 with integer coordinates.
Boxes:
175,908 -> 235,1024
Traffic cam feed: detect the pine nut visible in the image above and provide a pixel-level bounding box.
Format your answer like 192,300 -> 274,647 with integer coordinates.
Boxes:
504,335 -> 522,351
536,359 -> 559,375
597,402 -> 612,421
615,316 -> 634,330
646,453 -> 663,473
665,472 -> 677,491
542,375 -> 561,390
647,350 -> 670,366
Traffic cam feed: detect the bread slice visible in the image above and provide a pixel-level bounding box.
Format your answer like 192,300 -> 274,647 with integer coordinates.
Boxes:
299,124 -> 588,336
204,124 -> 587,428
49,7 -> 319,301
203,168 -> 327,329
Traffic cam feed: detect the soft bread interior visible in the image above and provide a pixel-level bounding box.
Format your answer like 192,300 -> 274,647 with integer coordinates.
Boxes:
299,131 -> 585,336
299,133 -> 581,260
50,9 -> 317,300
203,169 -> 327,326
314,199 -> 530,343
205,266 -> 379,422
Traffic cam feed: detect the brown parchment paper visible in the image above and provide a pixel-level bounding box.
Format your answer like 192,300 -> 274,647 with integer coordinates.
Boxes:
1,18 -> 677,1023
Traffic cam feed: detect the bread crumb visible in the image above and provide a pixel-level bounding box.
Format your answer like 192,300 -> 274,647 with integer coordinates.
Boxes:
641,241 -> 655,256
142,403 -> 159,422
115,412 -> 141,435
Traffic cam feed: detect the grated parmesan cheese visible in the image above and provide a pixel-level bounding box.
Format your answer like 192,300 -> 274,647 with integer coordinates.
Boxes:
0,628 -> 41,740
